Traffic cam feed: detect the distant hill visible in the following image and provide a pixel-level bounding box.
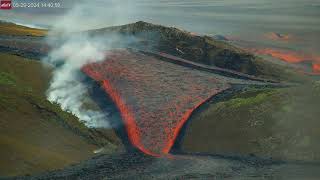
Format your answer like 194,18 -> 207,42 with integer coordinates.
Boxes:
0,21 -> 47,36
89,21 -> 308,82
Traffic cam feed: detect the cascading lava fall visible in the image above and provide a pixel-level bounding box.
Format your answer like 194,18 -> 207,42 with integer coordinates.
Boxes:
82,49 -> 230,156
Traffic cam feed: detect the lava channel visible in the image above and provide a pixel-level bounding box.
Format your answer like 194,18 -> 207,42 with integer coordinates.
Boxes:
82,49 -> 230,156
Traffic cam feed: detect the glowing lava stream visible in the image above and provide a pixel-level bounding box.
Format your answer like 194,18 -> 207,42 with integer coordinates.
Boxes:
101,79 -> 217,156
248,48 -> 320,74
101,79 -> 158,156
313,64 -> 320,74
82,49 -> 231,156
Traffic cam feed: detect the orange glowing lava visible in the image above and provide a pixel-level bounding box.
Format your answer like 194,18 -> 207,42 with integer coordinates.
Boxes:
313,64 -> 320,73
250,48 -> 310,63
83,49 -> 230,156
247,47 -> 320,75
249,48 -> 320,64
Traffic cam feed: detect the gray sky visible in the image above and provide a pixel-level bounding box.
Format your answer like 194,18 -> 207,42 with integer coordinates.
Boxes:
1,0 -> 319,30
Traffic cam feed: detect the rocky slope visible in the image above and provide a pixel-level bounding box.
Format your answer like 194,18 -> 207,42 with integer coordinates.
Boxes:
90,21 -> 308,82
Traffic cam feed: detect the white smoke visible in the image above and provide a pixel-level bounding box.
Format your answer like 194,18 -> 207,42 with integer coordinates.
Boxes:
43,1 -> 138,128
52,0 -> 137,32
44,34 -> 110,128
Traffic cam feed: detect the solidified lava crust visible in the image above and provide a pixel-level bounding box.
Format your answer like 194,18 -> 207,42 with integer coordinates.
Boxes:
82,49 -> 230,156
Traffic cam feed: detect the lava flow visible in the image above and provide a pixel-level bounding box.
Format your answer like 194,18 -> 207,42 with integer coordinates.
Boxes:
313,64 -> 320,74
82,49 -> 230,156
250,48 -> 311,63
248,48 -> 320,74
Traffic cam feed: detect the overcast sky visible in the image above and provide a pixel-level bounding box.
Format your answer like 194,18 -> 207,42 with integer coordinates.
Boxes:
1,0 -> 319,29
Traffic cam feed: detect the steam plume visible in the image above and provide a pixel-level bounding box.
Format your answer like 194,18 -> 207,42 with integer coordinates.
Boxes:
43,1 -> 137,128
44,34 -> 110,128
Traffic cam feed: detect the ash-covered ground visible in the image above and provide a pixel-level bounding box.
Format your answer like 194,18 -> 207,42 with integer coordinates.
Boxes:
16,152 -> 320,180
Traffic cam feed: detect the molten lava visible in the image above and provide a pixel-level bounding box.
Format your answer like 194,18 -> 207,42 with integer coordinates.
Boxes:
248,48 -> 320,75
313,64 -> 320,74
251,48 -> 309,63
82,49 -> 230,156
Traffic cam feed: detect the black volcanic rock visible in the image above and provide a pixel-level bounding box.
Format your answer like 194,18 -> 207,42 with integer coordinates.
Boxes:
90,21 -> 259,75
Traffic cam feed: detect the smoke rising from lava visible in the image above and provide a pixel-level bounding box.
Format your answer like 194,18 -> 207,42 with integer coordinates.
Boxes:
44,34 -> 110,128
43,1 -> 138,128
